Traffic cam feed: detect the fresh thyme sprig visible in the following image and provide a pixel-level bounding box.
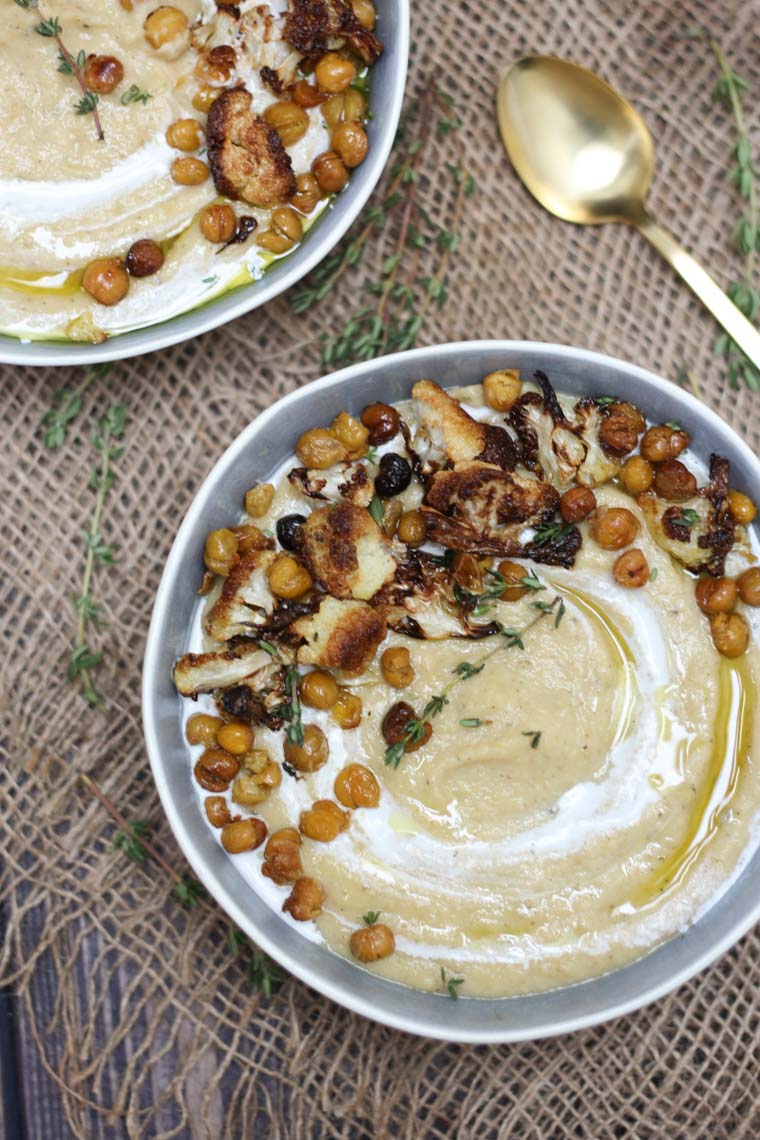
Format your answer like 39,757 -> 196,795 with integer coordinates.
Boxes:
440,967 -> 464,1000
532,519 -> 575,546
275,664 -> 305,746
363,910 -> 381,925
18,2 -> 106,140
384,595 -> 564,767
67,403 -> 126,707
38,362 -> 112,449
111,819 -> 152,863
120,84 -> 152,106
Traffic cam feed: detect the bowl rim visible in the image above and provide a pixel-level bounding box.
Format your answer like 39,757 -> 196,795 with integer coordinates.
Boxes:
142,339 -> 760,1042
0,0 -> 410,367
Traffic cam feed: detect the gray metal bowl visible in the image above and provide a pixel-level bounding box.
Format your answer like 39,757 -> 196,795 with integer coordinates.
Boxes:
142,341 -> 760,1042
0,1 -> 409,367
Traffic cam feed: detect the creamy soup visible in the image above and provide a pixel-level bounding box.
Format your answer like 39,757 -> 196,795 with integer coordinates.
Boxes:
173,373 -> 760,998
0,0 -> 381,342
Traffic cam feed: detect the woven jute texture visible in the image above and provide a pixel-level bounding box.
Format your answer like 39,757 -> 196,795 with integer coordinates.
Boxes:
2,1 -> 759,1136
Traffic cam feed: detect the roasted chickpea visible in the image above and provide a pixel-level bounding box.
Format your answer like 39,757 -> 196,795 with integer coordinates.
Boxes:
559,486 -> 596,523
737,566 -> 760,606
244,483 -> 275,518
312,150 -> 349,193
82,258 -> 129,306
221,817 -> 267,854
284,723 -> 329,772
299,799 -> 349,842
84,54 -> 124,94
300,669 -> 339,710
334,763 -> 380,809
291,79 -> 325,108
381,499 -> 403,538
216,722 -> 254,755
695,576 -> 738,615
295,427 -> 348,469
640,425 -> 673,464
267,552 -> 312,599
381,701 -> 431,753
231,755 -> 281,806
653,459 -> 698,502
621,454 -> 654,495
270,207 -> 303,246
598,403 -> 645,455
232,523 -> 270,554
192,85 -> 218,112
331,689 -> 363,729
315,52 -> 356,93
166,118 -> 203,151
291,172 -> 321,214
265,827 -> 301,856
263,100 -> 310,146
332,411 -> 369,455
350,922 -> 395,962
482,368 -> 522,411
282,876 -> 325,920
171,156 -> 209,185
728,490 -> 757,525
186,713 -> 224,747
361,401 -> 400,444
613,548 -> 649,588
709,612 -> 750,658
332,121 -> 368,167
667,429 -> 691,457
256,229 -> 293,255
323,89 -> 366,129
496,559 -> 530,601
397,509 -> 426,548
589,507 -> 638,550
125,239 -> 164,278
262,830 -> 303,884
144,7 -> 188,50
452,551 -> 483,595
195,44 -> 236,82
204,527 -> 238,575
204,795 -> 230,828
350,0 -> 377,29
381,646 -> 414,689
194,749 -> 240,792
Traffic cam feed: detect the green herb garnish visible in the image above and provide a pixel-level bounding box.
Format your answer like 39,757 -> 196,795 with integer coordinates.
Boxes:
22,8 -> 105,139
522,730 -> 542,749
121,84 -> 152,106
369,495 -> 384,524
440,967 -> 464,1000
532,519 -> 574,546
363,911 -> 381,925
111,819 -> 151,864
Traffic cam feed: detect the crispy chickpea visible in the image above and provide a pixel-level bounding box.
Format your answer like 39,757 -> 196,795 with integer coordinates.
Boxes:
144,7 -> 188,49
231,756 -> 282,806
292,79 -> 325,108
265,828 -> 301,856
381,701 -> 431,752
361,402 -> 400,444
331,410 -> 369,455
559,486 -> 596,523
332,121 -> 368,168
381,498 -> 403,539
313,150 -> 349,193
301,669 -> 339,710
331,689 -> 363,729
653,459 -> 698,502
194,749 -> 240,792
195,44 -> 236,83
244,482 -> 275,518
84,54 -> 124,94
589,507 -> 638,550
125,239 -> 164,278
192,85 -> 218,112
640,425 -> 674,464
186,712 -> 224,747
166,118 -> 203,151
315,52 -> 356,93
291,172 -> 321,215
737,566 -> 760,606
257,229 -> 293,255
334,763 -> 380,809
295,427 -> 348,469
262,830 -> 303,884
221,817 -> 267,853
668,429 -> 690,457
598,403 -> 645,455
496,559 -> 530,601
728,490 -> 757,525
82,258 -> 130,306
299,799 -> 350,842
204,527 -> 238,575
267,552 -> 312,599
621,454 -> 654,495
216,722 -> 254,755
282,876 -> 325,921
271,206 -> 303,244
482,368 -> 522,412
171,156 -> 209,185
613,548 -> 649,588
350,923 -> 395,962
709,612 -> 750,658
323,90 -> 366,129
381,646 -> 414,689
204,795 -> 230,828
397,510 -> 426,548
232,523 -> 269,554
695,576 -> 738,615
284,723 -> 329,772
350,0 -> 377,29
263,100 -> 310,146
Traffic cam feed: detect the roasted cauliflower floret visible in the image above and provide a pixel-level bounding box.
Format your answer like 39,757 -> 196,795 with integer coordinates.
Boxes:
173,645 -> 275,697
284,0 -> 383,64
288,461 -> 374,507
510,390 -> 585,488
411,380 -> 516,473
639,454 -> 736,575
204,549 -> 277,641
572,399 -> 624,486
207,88 -> 296,207
300,502 -> 396,600
289,597 -> 386,675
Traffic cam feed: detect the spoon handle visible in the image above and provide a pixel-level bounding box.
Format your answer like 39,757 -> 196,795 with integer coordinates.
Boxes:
636,215 -> 760,372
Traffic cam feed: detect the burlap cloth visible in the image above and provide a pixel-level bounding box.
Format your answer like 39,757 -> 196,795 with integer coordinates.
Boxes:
2,1 -> 759,1136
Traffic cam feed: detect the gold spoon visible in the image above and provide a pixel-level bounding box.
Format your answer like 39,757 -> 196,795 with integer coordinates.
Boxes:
497,55 -> 760,370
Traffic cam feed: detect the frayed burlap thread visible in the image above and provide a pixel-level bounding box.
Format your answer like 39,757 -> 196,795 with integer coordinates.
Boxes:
1,1 -> 759,1136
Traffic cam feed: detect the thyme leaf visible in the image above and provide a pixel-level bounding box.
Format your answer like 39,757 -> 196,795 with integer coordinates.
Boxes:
440,967 -> 464,1000
363,910 -> 381,925
522,730 -> 542,749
